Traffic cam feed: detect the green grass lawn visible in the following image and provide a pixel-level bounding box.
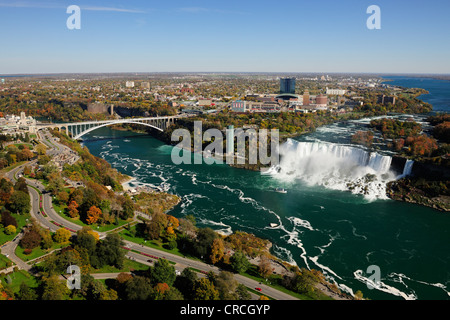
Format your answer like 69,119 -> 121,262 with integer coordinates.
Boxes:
90,257 -> 150,274
0,254 -> 13,270
0,269 -> 39,294
0,212 -> 31,246
15,242 -> 69,262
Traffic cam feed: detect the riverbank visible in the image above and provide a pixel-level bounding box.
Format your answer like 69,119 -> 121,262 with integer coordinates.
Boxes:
387,178 -> 450,212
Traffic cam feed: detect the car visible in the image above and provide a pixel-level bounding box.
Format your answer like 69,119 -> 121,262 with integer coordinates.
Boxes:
255,287 -> 262,292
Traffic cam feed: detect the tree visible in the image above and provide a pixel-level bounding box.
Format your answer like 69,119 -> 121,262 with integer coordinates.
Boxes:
23,165 -> 31,176
17,282 -> 37,300
143,220 -> 161,240
1,210 -> 17,228
54,228 -> 71,244
193,227 -> 217,259
92,233 -> 126,269
164,287 -> 184,300
80,188 -> 100,217
167,215 -> 179,229
20,229 -> 42,250
351,130 -> 374,147
4,225 -> 16,235
124,276 -> 153,300
150,258 -> 176,287
0,179 -> 14,206
57,191 -> 69,205
230,250 -> 250,274
99,288 -> 118,301
214,271 -> 239,300
258,255 -> 272,279
165,226 -> 176,241
46,174 -> 65,196
41,276 -> 69,300
174,268 -> 198,300
35,143 -> 47,155
290,268 -> 320,294
120,196 -> 134,220
236,283 -> 251,300
14,177 -> 28,193
69,188 -> 83,206
8,190 -> 30,214
152,283 -> 170,300
41,229 -> 54,250
67,200 -> 79,218
209,238 -> 225,265
86,206 -> 102,225
354,290 -> 364,300
75,227 -> 97,256
20,148 -> 34,161
193,278 -> 219,300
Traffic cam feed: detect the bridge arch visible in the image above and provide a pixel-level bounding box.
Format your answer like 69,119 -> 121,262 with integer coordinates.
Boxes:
72,120 -> 165,140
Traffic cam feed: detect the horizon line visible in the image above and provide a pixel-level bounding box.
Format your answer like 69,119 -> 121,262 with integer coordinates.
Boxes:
1,71 -> 450,76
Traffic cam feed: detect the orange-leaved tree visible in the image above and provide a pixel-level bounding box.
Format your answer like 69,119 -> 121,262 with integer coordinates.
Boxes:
86,206 -> 102,225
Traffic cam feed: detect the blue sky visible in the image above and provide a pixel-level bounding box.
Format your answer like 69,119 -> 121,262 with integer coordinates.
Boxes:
0,0 -> 449,74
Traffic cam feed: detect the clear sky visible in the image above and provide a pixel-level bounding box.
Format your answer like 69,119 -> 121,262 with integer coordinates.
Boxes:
1,0 -> 449,74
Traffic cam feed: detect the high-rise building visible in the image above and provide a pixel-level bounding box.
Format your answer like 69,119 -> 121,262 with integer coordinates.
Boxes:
280,78 -> 296,94
303,90 -> 310,106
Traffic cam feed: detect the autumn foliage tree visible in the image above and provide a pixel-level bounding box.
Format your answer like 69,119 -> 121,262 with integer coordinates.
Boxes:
405,135 -> 438,157
86,206 -> 102,225
67,200 -> 79,218
54,228 -> 71,244
351,130 -> 374,147
209,238 -> 225,265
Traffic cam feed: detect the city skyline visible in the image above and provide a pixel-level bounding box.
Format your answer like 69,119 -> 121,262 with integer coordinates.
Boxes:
1,0 -> 450,75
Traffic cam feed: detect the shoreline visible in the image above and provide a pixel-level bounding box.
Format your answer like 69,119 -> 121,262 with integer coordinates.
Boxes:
120,175 -> 136,191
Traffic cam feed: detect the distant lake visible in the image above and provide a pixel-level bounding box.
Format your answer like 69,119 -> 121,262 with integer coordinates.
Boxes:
382,76 -> 450,113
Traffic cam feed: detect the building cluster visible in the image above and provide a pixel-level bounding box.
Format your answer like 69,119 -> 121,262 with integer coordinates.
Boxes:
0,112 -> 37,135
230,78 -> 349,114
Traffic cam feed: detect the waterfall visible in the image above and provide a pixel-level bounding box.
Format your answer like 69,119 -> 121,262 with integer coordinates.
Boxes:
398,159 -> 414,179
267,139 -> 398,200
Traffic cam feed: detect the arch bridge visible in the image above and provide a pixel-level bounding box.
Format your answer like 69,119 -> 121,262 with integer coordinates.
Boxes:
36,116 -> 182,140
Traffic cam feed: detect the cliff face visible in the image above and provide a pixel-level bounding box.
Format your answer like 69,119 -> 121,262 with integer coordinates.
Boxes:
387,157 -> 450,212
113,106 -> 149,117
390,156 -> 408,175
410,160 -> 450,180
87,103 -> 110,114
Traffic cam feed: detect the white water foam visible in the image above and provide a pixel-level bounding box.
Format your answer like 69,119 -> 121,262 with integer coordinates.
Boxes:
269,139 -> 399,200
287,216 -> 315,231
353,270 -> 418,300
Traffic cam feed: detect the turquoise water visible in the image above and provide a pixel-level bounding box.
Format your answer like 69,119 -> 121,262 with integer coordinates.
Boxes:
81,77 -> 450,300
